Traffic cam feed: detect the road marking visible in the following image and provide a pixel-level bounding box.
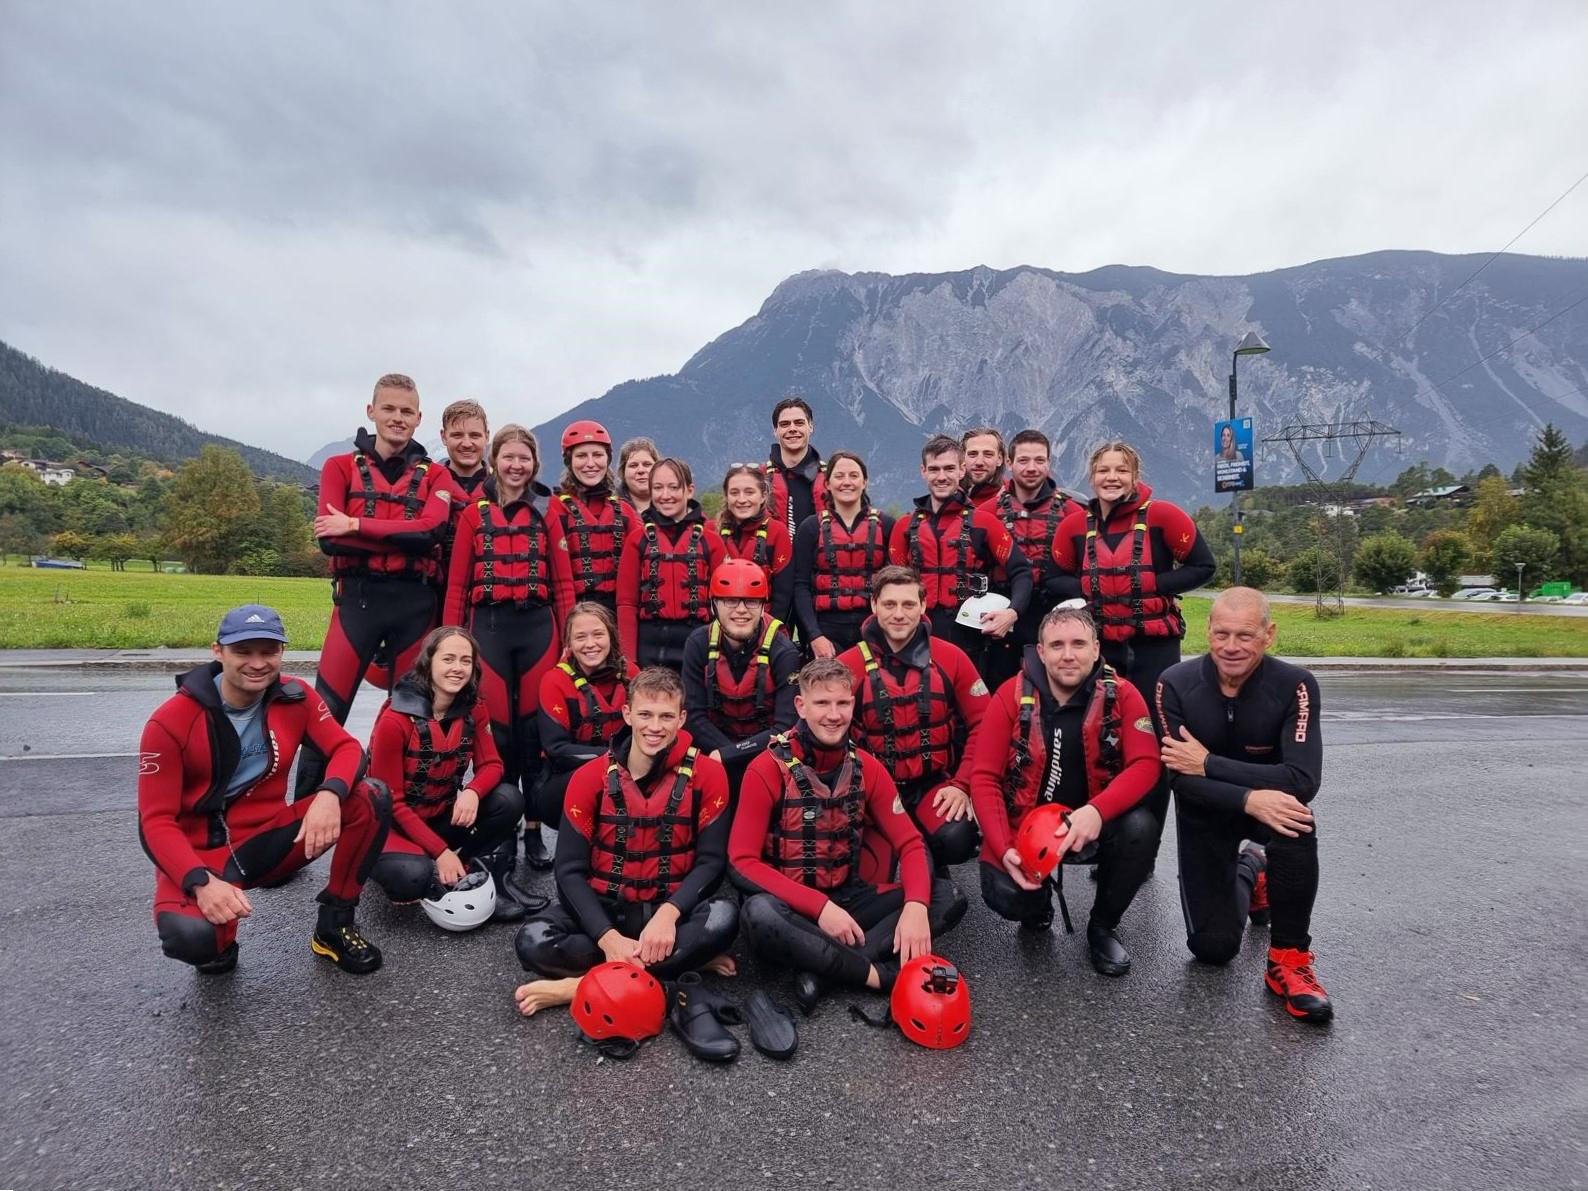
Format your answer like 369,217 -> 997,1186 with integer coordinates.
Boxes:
0,751 -> 140,762
0,691 -> 107,697
1440,687 -> 1588,693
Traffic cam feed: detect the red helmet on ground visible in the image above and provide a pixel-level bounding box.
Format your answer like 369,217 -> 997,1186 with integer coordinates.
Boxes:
1014,802 -> 1072,880
571,962 -> 666,1044
891,955 -> 971,1050
561,420 -> 613,453
710,558 -> 771,601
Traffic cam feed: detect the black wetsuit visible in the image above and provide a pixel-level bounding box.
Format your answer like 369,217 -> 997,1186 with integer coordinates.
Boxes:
1156,653 -> 1323,962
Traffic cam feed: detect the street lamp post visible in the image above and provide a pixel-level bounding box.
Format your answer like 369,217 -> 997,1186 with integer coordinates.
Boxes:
1229,331 -> 1270,586
1516,562 -> 1525,608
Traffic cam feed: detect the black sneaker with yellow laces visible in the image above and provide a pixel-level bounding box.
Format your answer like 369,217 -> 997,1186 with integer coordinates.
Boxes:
310,924 -> 384,975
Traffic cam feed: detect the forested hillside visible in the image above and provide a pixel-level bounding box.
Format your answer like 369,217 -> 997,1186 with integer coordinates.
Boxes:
0,341 -> 316,484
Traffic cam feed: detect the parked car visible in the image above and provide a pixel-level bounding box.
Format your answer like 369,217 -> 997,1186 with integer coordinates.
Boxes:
1450,587 -> 1497,601
1467,591 -> 1503,602
1495,592 -> 1519,603
1563,592 -> 1588,606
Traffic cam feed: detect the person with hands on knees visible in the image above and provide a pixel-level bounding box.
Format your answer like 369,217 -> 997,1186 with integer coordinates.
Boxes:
837,566 -> 989,874
365,627 -> 535,922
730,658 -> 967,1014
1157,587 -> 1332,1024
511,667 -> 738,1017
532,601 -> 636,828
137,605 -> 392,976
681,559 -> 800,796
791,450 -> 894,659
969,605 -> 1162,975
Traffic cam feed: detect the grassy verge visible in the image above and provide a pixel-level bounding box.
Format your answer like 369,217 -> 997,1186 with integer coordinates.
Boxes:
0,567 -> 1585,656
0,567 -> 331,649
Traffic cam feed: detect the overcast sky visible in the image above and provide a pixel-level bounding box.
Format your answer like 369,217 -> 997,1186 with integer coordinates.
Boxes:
2,1 -> 1584,461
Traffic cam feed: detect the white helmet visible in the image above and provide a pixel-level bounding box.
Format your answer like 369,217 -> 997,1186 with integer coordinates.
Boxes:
956,591 -> 1011,628
420,863 -> 497,932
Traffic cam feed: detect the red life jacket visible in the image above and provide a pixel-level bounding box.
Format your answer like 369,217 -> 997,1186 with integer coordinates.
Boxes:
334,452 -> 440,582
813,509 -> 887,613
719,515 -> 774,572
467,499 -> 552,607
558,490 -> 628,600
588,745 -> 703,903
638,521 -> 712,623
764,734 -> 866,891
994,483 -> 1070,586
400,712 -> 475,816
1003,666 -> 1124,826
704,617 -> 784,739
854,638 -> 959,781
764,455 -> 830,539
556,661 -> 626,746
906,502 -> 984,607
1081,498 -> 1184,640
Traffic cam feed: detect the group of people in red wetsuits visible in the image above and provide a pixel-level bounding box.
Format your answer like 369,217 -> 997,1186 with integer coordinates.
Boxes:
136,374 -> 1334,1034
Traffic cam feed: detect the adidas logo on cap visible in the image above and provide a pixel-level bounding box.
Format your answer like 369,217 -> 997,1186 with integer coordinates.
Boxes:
245,614 -> 266,623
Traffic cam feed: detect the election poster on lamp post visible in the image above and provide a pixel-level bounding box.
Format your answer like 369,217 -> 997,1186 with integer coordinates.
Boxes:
1214,417 -> 1254,493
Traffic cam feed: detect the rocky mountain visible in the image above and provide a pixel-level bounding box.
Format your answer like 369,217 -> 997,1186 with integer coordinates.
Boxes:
534,251 -> 1588,507
0,340 -> 317,485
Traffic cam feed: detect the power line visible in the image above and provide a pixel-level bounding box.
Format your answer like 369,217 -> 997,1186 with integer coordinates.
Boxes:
1398,167 -> 1588,347
1435,291 -> 1588,386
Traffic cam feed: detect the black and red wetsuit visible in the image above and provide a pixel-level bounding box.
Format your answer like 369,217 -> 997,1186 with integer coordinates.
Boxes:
365,678 -> 524,901
791,505 -> 896,655
888,492 -> 1031,677
730,724 -> 966,988
1157,654 -> 1323,964
138,663 -> 391,967
717,512 -> 795,625
980,478 -> 1081,688
680,615 -> 800,790
837,617 -> 990,871
547,484 -> 640,626
444,478 -> 564,794
300,429 -> 459,798
514,730 -> 739,981
533,658 -> 636,823
970,656 -> 1162,931
616,502 -> 726,670
763,445 -> 828,542
963,473 -> 1005,507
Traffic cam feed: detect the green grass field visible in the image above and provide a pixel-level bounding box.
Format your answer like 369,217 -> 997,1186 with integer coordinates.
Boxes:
1,565 -> 1586,656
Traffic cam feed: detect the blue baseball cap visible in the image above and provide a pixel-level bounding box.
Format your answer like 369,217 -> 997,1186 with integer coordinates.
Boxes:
216,604 -> 288,646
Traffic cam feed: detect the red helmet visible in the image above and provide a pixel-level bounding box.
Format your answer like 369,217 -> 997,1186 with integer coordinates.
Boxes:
1013,802 -> 1072,880
570,962 -> 665,1044
710,558 -> 770,601
891,955 -> 971,1050
561,420 -> 613,453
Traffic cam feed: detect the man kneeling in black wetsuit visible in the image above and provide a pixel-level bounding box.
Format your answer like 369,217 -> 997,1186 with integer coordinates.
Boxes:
1156,587 -> 1333,1023
512,667 -> 738,1016
729,657 -> 967,1013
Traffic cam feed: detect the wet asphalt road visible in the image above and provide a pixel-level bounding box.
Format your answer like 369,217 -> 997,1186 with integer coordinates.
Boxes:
1,668 -> 1585,1191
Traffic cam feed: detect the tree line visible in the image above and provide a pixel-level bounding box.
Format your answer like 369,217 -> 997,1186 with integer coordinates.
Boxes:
0,445 -> 323,577
1192,425 -> 1588,595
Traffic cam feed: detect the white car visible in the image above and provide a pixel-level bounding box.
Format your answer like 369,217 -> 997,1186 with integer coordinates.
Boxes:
1495,592 -> 1519,602
1467,591 -> 1502,602
1450,588 -> 1497,601
1563,592 -> 1588,606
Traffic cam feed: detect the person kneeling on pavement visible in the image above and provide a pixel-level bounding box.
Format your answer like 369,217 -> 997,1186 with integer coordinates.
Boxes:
365,626 -> 540,922
730,657 -> 968,1013
137,605 -> 391,975
970,605 -> 1162,976
513,667 -> 738,1016
1157,586 -> 1332,1023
